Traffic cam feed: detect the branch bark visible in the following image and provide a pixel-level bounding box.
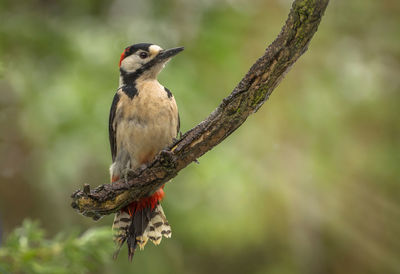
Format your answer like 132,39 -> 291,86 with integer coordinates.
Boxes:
71,0 -> 329,220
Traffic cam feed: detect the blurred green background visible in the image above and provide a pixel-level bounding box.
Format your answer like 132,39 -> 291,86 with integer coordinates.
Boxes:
0,0 -> 399,273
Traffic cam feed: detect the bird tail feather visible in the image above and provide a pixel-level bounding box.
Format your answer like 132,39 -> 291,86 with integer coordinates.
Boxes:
112,203 -> 171,260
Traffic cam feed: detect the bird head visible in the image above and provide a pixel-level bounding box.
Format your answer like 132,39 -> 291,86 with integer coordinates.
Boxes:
119,43 -> 184,80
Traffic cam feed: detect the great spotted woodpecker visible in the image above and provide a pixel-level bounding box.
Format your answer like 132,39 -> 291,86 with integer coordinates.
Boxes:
109,43 -> 183,260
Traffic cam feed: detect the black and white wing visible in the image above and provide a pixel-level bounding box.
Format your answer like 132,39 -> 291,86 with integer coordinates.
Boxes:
109,92 -> 120,162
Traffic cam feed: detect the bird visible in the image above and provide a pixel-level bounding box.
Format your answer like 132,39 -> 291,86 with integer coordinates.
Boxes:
109,43 -> 183,260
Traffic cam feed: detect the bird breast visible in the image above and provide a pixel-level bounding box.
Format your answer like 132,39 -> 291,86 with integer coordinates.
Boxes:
115,80 -> 178,168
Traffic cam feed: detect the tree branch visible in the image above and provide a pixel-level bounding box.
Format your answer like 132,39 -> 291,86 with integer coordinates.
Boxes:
71,0 -> 329,220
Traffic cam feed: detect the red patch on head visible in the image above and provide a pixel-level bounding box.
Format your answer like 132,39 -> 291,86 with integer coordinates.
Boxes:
119,48 -> 130,67
119,52 -> 125,67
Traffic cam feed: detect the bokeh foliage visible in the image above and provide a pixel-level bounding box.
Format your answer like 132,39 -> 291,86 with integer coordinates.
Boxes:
0,220 -> 113,274
0,0 -> 399,273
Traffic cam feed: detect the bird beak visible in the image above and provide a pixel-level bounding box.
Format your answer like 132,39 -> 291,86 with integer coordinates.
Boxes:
156,47 -> 184,62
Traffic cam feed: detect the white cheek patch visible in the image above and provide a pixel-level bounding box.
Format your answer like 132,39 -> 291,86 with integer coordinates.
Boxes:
149,45 -> 162,56
121,55 -> 142,72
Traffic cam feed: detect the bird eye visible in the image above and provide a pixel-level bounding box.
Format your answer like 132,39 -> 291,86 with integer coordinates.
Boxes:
139,52 -> 148,59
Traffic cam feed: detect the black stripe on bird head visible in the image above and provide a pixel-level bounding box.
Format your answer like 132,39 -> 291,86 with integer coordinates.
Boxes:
119,43 -> 153,67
